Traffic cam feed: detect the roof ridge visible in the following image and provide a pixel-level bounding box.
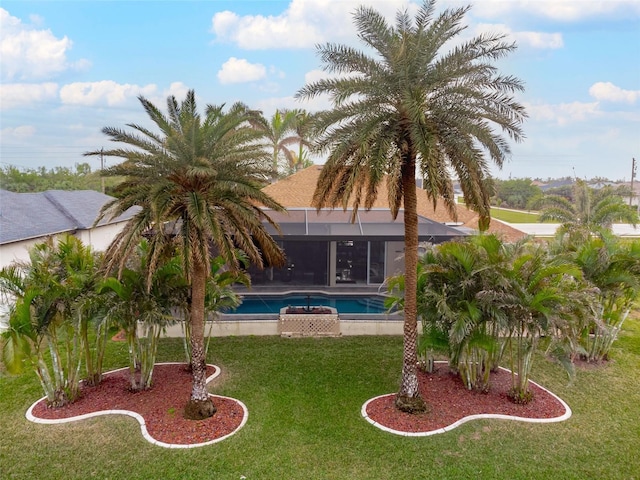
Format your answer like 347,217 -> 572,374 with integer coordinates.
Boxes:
43,191 -> 81,228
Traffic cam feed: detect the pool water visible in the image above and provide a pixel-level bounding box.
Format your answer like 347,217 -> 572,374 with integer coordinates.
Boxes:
225,293 -> 390,315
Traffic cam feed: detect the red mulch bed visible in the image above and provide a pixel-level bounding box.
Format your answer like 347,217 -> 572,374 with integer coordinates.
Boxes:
29,363 -> 569,445
365,365 -> 568,433
30,364 -> 245,446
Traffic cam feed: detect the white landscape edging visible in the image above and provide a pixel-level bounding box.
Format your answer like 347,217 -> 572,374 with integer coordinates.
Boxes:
25,362 -> 249,449
361,366 -> 572,437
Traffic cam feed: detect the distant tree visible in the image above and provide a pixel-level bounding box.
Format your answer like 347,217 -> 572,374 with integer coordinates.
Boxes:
544,184 -> 573,200
0,163 -> 119,193
493,179 -> 541,209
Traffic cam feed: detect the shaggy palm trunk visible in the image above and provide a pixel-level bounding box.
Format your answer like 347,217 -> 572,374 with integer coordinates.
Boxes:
184,259 -> 216,420
395,153 -> 427,413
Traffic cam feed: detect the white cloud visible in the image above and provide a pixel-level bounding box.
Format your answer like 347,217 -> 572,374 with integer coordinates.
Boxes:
0,8 -> 87,81
59,81 -> 157,106
211,0 -> 410,50
514,31 -> 563,49
470,0 -> 640,22
474,23 -> 562,50
212,9 -> 320,49
526,101 -> 601,126
164,81 -> 191,100
304,69 -> 330,84
254,91 -> 331,117
211,1 -> 576,53
1,125 -> 36,138
589,82 -> 639,104
145,81 -> 193,106
0,82 -> 58,109
217,57 -> 267,84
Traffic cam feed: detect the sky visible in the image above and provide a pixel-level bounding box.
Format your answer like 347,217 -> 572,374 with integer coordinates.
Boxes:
1,0 -> 639,181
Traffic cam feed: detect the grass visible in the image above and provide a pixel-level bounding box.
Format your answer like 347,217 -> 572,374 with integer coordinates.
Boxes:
490,207 -> 541,223
456,197 -> 543,222
1,320 -> 640,480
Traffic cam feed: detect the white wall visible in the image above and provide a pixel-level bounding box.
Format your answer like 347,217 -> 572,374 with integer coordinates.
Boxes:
0,221 -> 129,269
75,221 -> 129,252
0,238 -> 41,269
0,220 -> 129,332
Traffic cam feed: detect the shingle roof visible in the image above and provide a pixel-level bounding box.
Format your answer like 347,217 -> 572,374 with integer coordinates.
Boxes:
0,189 -> 139,244
263,166 -> 527,242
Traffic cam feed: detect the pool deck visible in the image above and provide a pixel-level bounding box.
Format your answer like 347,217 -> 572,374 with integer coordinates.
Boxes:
158,285 -> 406,338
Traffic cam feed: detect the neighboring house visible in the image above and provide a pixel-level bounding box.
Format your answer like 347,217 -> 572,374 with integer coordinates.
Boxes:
0,189 -> 139,330
254,166 -> 526,288
511,223 -> 640,238
0,189 -> 139,269
537,179 -> 574,192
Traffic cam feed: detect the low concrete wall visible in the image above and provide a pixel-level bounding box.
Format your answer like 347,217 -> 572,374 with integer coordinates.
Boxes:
159,315 -> 405,338
161,320 -> 278,337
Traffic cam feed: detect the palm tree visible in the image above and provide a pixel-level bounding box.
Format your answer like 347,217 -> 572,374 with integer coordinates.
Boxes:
532,179 -> 638,240
98,241 -> 180,391
552,232 -> 640,362
417,235 -> 509,392
254,109 -> 304,180
86,91 -> 285,419
296,1 -> 525,412
477,242 -> 583,403
290,110 -> 316,174
180,253 -> 249,365
0,235 -> 98,406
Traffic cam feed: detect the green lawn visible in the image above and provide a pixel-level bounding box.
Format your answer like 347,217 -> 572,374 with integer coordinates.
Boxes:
490,207 -> 541,223
2,320 -> 639,480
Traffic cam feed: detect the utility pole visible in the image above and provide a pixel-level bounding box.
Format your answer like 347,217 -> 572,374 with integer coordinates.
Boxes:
100,147 -> 105,194
633,157 -> 639,213
630,158 -> 637,207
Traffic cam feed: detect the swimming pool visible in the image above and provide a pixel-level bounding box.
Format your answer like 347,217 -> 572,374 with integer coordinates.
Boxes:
224,292 -> 391,315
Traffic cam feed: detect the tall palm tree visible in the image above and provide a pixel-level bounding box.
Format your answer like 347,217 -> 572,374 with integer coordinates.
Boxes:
296,0 -> 525,412
86,91 -> 285,419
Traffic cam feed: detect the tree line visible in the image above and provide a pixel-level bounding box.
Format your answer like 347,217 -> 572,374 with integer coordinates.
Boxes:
0,108 -> 316,194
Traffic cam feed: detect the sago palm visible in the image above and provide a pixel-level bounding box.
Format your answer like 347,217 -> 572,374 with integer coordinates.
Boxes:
296,0 -> 525,412
87,91 -> 285,419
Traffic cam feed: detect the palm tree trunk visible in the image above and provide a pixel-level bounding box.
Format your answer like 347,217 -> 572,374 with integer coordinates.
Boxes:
395,153 -> 427,413
184,258 -> 216,420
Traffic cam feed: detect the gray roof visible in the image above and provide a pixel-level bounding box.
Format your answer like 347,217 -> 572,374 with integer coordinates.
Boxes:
0,189 -> 139,244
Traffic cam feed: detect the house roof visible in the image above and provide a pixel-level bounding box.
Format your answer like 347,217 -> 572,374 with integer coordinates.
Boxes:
0,189 -> 139,245
263,166 -> 527,242
262,207 -> 466,242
